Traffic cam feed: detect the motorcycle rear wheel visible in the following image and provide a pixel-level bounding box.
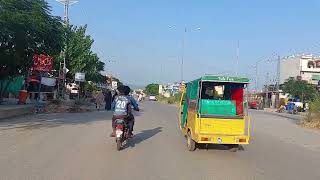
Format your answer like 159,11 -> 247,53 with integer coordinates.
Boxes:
116,139 -> 122,151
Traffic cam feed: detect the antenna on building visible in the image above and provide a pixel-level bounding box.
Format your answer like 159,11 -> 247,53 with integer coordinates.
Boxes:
56,0 -> 78,24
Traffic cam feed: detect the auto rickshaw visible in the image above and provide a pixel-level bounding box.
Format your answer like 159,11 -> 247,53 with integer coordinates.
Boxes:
179,75 -> 250,151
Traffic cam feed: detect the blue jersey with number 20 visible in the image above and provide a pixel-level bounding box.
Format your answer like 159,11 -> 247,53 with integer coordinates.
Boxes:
113,95 -> 130,116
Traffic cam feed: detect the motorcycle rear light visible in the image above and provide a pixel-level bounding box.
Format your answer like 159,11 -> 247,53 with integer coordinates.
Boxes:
116,125 -> 124,129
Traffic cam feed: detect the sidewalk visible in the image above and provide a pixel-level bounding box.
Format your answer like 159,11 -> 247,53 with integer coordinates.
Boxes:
0,104 -> 34,120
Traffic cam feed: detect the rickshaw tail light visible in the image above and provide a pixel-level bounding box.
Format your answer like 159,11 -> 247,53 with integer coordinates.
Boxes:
201,137 -> 209,141
238,138 -> 246,143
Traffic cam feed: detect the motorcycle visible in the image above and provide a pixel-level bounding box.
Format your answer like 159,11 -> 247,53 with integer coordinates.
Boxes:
114,107 -> 139,151
115,118 -> 129,151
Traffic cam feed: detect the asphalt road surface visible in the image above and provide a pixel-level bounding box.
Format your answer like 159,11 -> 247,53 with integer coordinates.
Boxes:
1,101 -> 320,180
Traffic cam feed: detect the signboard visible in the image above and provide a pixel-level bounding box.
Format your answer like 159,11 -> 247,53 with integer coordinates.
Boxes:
32,54 -> 53,72
75,73 -> 86,82
112,81 -> 118,89
201,76 -> 250,83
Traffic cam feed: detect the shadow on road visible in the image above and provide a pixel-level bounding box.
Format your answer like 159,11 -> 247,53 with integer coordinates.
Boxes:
127,127 -> 162,147
0,111 -> 113,131
197,144 -> 245,151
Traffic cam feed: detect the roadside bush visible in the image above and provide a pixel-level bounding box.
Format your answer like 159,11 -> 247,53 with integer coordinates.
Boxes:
50,99 -> 62,105
303,94 -> 320,128
163,92 -> 182,104
167,97 -> 175,104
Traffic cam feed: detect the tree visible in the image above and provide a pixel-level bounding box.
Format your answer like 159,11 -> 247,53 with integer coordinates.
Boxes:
57,25 -> 105,82
281,77 -> 317,102
145,83 -> 159,95
0,0 -> 64,100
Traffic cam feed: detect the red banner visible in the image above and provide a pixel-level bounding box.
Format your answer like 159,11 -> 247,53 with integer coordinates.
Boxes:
32,54 -> 53,72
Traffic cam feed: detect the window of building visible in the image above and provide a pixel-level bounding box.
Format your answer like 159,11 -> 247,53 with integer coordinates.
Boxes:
308,61 -> 315,68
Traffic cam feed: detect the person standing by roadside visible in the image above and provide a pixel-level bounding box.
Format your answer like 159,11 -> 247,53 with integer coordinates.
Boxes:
95,90 -> 105,110
104,90 -> 112,110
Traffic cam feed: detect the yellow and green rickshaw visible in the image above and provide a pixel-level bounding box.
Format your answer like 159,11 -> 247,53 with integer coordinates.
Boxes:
179,75 -> 250,151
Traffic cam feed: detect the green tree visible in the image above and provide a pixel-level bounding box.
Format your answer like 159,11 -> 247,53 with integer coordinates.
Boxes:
281,77 -> 317,102
0,0 -> 64,100
57,25 -> 105,82
145,83 -> 159,95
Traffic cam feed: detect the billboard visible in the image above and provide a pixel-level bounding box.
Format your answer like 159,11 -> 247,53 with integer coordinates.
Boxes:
32,54 -> 53,72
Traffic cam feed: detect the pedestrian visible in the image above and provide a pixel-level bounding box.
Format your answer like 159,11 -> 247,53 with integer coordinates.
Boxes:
104,90 -> 112,110
95,91 -> 105,110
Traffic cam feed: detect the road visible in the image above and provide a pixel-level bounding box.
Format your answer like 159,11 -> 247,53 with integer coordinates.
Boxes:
1,101 -> 320,180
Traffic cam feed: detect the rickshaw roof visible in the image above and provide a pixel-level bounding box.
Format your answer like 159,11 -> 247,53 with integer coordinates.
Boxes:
193,75 -> 250,84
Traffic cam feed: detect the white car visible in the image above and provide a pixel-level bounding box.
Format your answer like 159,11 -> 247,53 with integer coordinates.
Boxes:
70,88 -> 79,99
149,95 -> 157,101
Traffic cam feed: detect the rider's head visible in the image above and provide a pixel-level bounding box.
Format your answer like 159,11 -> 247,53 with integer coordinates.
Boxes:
124,86 -> 131,96
117,85 -> 125,95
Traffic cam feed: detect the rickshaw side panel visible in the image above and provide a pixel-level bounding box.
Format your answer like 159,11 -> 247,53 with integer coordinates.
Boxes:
185,111 -> 198,136
180,80 -> 199,128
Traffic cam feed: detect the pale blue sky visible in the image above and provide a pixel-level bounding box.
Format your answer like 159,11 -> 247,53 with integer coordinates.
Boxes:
49,0 -> 320,86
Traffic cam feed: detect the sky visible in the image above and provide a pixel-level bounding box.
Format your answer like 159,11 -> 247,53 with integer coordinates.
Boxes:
49,0 -> 320,86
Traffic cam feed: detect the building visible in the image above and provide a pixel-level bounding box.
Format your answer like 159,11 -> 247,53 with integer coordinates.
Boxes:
280,54 -> 320,85
159,82 -> 181,97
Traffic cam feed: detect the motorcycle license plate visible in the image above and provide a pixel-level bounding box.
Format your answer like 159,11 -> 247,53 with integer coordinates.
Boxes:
116,130 -> 123,137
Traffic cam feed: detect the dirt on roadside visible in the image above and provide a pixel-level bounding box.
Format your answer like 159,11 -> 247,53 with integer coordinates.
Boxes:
44,101 -> 95,113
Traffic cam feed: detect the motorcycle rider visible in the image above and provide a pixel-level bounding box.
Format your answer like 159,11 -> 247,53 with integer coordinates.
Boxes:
124,86 -> 139,136
110,86 -> 132,137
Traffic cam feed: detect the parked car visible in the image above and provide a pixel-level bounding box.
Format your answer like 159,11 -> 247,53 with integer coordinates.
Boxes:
70,88 -> 79,99
149,95 -> 157,101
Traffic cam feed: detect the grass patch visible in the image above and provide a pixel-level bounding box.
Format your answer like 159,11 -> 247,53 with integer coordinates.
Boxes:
302,94 -> 320,129
157,93 -> 182,104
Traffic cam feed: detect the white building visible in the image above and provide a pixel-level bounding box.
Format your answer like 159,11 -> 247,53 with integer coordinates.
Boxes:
280,54 -> 320,85
159,82 -> 181,97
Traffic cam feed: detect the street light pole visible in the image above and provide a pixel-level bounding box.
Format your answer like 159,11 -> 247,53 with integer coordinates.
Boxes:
236,40 -> 239,76
169,26 -> 200,82
255,62 -> 258,92
56,0 -> 78,99
56,0 -> 78,24
181,27 -> 186,82
276,55 -> 281,108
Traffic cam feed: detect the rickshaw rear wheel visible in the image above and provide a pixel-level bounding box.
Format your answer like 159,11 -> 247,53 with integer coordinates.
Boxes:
187,132 -> 196,151
228,144 -> 239,152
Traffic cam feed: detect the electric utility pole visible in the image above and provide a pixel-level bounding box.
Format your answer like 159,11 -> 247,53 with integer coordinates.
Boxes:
56,0 -> 78,99
56,0 -> 78,24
